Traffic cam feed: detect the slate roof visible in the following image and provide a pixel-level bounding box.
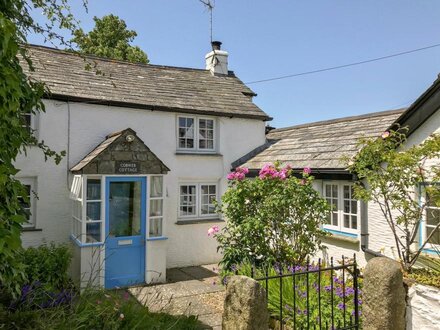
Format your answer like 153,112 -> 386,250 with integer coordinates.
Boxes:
70,130 -> 123,172
238,109 -> 405,171
24,45 -> 270,120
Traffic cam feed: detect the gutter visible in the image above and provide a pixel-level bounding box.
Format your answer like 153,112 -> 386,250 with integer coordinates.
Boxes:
360,201 -> 386,258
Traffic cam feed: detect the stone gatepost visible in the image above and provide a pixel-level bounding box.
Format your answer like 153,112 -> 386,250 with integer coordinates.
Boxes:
363,257 -> 406,330
223,275 -> 269,330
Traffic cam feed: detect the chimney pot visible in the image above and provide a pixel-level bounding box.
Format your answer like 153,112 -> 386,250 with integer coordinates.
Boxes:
211,41 -> 222,51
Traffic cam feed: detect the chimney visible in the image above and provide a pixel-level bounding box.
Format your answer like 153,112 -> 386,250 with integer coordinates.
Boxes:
205,41 -> 229,75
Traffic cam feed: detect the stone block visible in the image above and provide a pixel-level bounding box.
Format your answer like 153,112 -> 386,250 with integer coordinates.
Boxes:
223,275 -> 269,330
363,257 -> 406,330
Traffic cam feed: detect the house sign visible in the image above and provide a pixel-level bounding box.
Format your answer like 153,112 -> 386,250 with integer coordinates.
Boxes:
115,161 -> 140,174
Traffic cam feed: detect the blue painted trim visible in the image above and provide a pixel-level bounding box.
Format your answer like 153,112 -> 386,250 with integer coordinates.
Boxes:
70,234 -> 104,247
146,236 -> 168,241
324,228 -> 358,238
421,248 -> 439,255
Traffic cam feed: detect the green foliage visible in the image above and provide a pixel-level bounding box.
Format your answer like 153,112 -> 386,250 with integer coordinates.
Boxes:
72,14 -> 149,63
22,243 -> 72,290
231,262 -> 362,328
1,289 -> 201,329
216,164 -> 329,271
346,128 -> 440,271
0,0 -> 82,297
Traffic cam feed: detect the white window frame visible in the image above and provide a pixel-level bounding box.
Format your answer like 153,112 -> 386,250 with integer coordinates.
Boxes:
420,186 -> 440,250
18,177 -> 37,228
323,181 -> 360,235
178,182 -> 218,219
148,175 -> 165,238
22,110 -> 38,139
176,115 -> 216,152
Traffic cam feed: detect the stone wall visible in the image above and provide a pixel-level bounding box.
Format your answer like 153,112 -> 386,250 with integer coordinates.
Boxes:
223,275 -> 269,330
406,283 -> 440,329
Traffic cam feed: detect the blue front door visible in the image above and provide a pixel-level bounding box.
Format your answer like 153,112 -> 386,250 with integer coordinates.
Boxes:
105,177 -> 146,288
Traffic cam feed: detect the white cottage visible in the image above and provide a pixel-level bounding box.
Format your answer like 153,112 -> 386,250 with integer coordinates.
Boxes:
17,42 -> 271,288
240,76 -> 440,267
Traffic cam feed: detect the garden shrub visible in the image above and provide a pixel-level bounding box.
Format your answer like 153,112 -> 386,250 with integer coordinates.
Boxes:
21,243 -> 72,290
215,163 -> 329,271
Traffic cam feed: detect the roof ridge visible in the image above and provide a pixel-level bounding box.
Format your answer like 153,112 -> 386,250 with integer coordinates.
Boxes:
271,108 -> 406,133
25,43 -> 227,74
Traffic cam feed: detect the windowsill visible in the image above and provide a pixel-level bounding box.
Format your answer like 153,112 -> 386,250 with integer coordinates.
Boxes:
70,234 -> 104,247
175,151 -> 223,157
323,229 -> 359,244
147,236 -> 168,241
22,227 -> 42,232
175,218 -> 224,225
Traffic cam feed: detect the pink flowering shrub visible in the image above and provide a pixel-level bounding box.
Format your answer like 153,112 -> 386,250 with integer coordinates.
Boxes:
217,162 -> 329,270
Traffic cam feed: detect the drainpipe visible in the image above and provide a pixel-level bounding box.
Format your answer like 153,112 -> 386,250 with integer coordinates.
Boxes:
360,201 -> 386,257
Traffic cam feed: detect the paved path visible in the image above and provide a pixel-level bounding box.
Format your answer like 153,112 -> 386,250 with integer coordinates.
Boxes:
130,264 -> 225,329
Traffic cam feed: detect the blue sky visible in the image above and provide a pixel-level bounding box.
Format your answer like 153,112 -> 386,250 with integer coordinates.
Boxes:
28,1 -> 440,128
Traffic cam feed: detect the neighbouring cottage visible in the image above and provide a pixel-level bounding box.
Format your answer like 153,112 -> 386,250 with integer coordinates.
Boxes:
238,75 -> 440,267
17,42 -> 271,288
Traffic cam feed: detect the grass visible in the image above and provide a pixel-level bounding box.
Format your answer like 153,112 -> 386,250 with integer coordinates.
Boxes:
0,289 -> 202,330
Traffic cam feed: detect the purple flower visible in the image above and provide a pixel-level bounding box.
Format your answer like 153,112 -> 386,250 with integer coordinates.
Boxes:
324,285 -> 332,292
303,167 -> 312,175
337,302 -> 346,310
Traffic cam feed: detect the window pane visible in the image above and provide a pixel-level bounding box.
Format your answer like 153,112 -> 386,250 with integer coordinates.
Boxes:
427,208 -> 440,226
86,222 -> 101,243
87,179 -> 101,200
427,226 -> 440,245
343,214 -> 350,228
198,119 -> 214,150
332,185 -> 338,197
325,185 -> 331,197
150,200 -> 163,217
109,181 -> 142,237
180,185 -> 196,216
149,218 -> 162,237
343,185 -> 350,199
332,213 -> 338,226
86,202 -> 101,221
344,200 -> 350,213
351,216 -> 358,229
150,176 -> 163,197
351,201 -> 358,214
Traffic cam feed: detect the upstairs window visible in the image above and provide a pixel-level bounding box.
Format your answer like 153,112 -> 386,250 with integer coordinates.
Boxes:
323,182 -> 359,235
177,116 -> 216,152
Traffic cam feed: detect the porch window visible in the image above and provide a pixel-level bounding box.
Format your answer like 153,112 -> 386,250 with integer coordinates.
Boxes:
149,176 -> 164,237
178,183 -> 218,219
70,176 -> 104,244
177,116 -> 216,152
323,182 -> 359,235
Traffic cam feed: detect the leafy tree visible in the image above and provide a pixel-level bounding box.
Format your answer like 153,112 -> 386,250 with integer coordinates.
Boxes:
347,129 -> 440,272
72,14 -> 149,63
214,164 -> 329,271
0,0 -> 83,297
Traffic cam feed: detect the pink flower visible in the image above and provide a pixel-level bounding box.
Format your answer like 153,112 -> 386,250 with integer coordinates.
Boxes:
207,225 -> 220,237
227,172 -> 236,180
303,167 -> 312,175
299,179 -> 306,185
236,167 -> 249,174
381,131 -> 390,139
259,163 -> 277,179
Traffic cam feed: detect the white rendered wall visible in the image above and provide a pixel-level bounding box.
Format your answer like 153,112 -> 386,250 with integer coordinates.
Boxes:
16,100 -> 267,277
407,283 -> 440,330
